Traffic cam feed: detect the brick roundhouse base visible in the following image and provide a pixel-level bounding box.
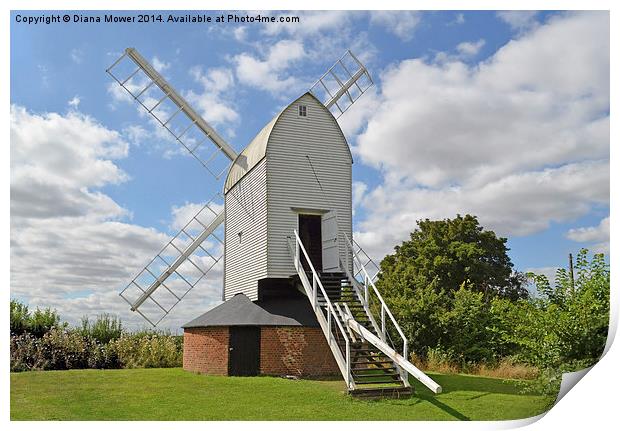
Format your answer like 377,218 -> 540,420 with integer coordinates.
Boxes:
183,326 -> 340,377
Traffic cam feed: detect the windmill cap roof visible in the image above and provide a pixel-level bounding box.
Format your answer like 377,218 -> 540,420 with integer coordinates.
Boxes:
182,293 -> 319,328
223,91 -> 351,193
224,113 -> 278,193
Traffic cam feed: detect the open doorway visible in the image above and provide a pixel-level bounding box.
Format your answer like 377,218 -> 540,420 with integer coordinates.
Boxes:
298,214 -> 322,272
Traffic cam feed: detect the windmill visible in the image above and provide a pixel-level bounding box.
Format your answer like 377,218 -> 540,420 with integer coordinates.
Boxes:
106,48 -> 441,397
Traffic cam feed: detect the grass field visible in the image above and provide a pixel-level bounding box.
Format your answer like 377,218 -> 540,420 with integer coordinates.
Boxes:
10,368 -> 556,421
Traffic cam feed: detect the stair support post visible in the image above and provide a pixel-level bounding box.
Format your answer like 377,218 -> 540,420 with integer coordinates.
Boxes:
345,338 -> 351,389
381,304 -> 386,341
312,276 -> 317,309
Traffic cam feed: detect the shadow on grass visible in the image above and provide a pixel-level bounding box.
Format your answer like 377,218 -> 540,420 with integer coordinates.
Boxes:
423,396 -> 471,421
419,373 -> 523,395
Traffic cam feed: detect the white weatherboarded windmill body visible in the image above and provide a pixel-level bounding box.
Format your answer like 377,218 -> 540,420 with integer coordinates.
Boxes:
107,48 -> 441,397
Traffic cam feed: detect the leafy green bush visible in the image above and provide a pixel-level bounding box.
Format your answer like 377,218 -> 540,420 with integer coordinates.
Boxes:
10,300 -> 64,337
516,250 -> 609,371
439,285 -> 495,365
10,328 -> 121,372
79,314 -> 123,344
109,333 -> 182,368
10,300 -> 30,336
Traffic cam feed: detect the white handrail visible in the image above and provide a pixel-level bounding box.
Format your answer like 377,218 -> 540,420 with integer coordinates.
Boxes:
343,233 -> 409,360
287,231 -> 353,389
343,308 -> 442,394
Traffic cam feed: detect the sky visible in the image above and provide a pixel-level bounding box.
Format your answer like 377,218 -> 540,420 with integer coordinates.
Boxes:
10,10 -> 610,331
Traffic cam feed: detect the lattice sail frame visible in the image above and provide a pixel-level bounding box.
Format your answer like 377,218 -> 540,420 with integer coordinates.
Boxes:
349,237 -> 381,283
119,194 -> 225,326
106,48 -> 237,180
309,50 -> 374,118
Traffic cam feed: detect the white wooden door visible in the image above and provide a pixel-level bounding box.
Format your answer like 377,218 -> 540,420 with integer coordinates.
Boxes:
322,210 -> 340,272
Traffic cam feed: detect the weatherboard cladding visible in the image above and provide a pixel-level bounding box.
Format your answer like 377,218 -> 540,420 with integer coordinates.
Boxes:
266,93 -> 353,277
224,157 -> 267,301
223,92 -> 352,297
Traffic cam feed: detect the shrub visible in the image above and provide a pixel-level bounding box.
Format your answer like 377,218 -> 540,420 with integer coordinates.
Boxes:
10,299 -> 63,337
109,333 -> 182,368
79,314 -> 123,344
424,347 -> 460,374
10,333 -> 45,372
439,285 -> 495,365
10,300 -> 30,336
10,329 -> 122,372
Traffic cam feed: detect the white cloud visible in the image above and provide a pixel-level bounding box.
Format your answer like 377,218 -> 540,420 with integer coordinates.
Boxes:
123,124 -> 149,146
185,66 -> 239,125
233,26 -> 247,41
566,217 -> 610,254
456,39 -> 485,57
355,161 -> 609,260
452,13 -> 465,25
497,11 -> 540,32
370,11 -> 421,41
151,56 -> 170,73
10,105 -> 223,330
352,181 -> 368,218
67,96 -> 81,109
356,12 -> 608,188
170,201 -> 224,232
261,11 -> 351,38
233,39 -> 306,94
351,12 -> 609,262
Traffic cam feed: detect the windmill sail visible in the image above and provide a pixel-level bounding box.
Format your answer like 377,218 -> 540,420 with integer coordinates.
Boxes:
309,50 -> 373,118
107,48 -> 238,179
107,48 -> 236,326
119,195 -> 225,326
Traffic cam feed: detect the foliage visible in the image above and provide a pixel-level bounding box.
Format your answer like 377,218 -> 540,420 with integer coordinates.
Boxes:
10,329 -> 120,372
108,333 -> 183,368
9,300 -> 182,372
376,215 -> 609,390
379,214 -> 528,301
79,314 -> 123,344
518,249 -> 610,370
381,278 -> 448,358
10,327 -> 182,372
10,300 -> 64,337
10,300 -> 30,335
439,285 -> 496,365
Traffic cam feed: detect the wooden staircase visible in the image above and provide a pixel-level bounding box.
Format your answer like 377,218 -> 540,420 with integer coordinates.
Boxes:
314,271 -> 413,399
287,230 -> 441,399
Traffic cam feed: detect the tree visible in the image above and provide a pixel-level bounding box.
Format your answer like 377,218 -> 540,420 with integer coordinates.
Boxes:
526,249 -> 610,368
378,214 -> 527,300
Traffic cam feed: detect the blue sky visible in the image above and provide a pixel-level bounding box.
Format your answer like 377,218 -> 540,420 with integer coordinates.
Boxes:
10,10 -> 610,329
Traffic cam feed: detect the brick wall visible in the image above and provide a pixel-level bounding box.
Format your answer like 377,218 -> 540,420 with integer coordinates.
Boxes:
260,326 -> 340,377
183,327 -> 229,375
183,325 -> 340,378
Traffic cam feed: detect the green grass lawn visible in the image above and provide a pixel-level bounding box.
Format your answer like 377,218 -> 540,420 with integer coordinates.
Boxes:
10,368 -> 555,421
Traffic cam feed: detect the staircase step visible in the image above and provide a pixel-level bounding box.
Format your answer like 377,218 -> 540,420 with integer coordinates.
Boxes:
352,359 -> 394,365
353,376 -> 402,384
354,378 -> 401,385
351,366 -> 397,372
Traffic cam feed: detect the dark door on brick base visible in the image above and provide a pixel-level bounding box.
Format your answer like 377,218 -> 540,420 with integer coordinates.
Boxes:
228,326 -> 260,376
